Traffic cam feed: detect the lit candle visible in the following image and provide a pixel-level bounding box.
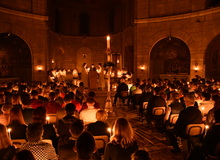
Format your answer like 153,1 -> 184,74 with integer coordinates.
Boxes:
106,36 -> 110,49
205,125 -> 209,135
107,127 -> 112,136
7,128 -> 11,139
46,116 -> 50,124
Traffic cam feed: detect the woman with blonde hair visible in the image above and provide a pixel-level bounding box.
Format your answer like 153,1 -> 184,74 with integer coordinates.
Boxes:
104,118 -> 138,160
12,94 -> 23,109
7,106 -> 27,139
0,123 -> 16,159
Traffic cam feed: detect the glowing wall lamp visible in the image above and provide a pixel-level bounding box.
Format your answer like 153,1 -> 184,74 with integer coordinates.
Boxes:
139,65 -> 145,71
36,65 -> 43,71
194,64 -> 199,73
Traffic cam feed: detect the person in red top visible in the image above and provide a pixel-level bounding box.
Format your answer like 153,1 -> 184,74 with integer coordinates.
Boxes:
62,93 -> 82,112
29,90 -> 44,109
81,91 -> 100,111
46,92 -> 62,114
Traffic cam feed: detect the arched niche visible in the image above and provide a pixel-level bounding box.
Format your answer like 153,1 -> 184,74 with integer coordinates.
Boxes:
150,37 -> 190,79
0,33 -> 32,83
205,34 -> 220,80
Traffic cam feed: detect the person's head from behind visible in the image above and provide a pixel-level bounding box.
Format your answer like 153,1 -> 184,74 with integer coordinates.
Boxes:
153,87 -> 161,95
75,131 -> 96,160
9,106 -> 25,125
88,91 -> 96,98
0,94 -> 5,104
0,123 -> 12,149
86,97 -> 95,108
14,149 -> 36,160
12,94 -> 22,105
65,103 -> 76,116
70,119 -> 84,138
1,102 -> 13,114
112,117 -> 134,148
32,106 -> 46,124
184,93 -> 195,107
79,82 -> 84,87
203,92 -> 211,101
172,92 -> 180,101
212,95 -> 219,105
63,94 -> 73,104
27,123 -> 43,142
131,150 -> 151,160
31,90 -> 38,98
49,92 -> 56,101
96,110 -> 108,121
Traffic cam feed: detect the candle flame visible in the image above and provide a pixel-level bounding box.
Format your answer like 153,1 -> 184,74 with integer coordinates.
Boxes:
205,125 -> 209,129
7,128 -> 11,132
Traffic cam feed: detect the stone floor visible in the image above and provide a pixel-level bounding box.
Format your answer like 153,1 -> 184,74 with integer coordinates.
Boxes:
107,106 -> 183,160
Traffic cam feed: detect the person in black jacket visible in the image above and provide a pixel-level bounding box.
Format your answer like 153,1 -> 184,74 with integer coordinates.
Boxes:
113,79 -> 128,105
145,87 -> 166,127
166,93 -> 203,152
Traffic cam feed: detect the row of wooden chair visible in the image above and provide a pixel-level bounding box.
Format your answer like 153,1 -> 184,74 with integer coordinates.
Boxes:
11,135 -> 109,157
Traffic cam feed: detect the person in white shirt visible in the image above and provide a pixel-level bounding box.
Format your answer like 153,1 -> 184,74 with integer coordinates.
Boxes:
79,97 -> 98,125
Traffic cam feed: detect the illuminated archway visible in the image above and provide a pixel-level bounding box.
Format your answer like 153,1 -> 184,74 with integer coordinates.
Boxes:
150,37 -> 190,79
205,34 -> 220,80
0,33 -> 32,82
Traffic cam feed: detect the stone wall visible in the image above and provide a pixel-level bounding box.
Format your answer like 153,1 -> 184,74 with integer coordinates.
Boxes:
135,4 -> 220,80
0,2 -> 48,82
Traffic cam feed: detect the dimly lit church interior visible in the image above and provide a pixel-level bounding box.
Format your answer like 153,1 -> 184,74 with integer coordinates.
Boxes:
0,0 -> 220,160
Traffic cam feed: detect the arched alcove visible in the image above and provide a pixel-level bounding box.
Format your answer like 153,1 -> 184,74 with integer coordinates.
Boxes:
205,34 -> 220,80
0,33 -> 32,82
150,37 -> 190,79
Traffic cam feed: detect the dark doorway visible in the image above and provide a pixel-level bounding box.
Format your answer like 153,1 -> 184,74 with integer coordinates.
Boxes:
0,33 -> 32,83
150,37 -> 190,79
205,34 -> 220,80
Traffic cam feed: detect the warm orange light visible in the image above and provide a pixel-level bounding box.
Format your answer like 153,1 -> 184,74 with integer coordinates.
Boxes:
36,65 -> 43,71
140,65 -> 145,71
194,66 -> 199,72
106,36 -> 110,49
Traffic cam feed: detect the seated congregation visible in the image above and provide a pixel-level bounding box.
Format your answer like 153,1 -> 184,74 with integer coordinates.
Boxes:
1,76 -> 220,160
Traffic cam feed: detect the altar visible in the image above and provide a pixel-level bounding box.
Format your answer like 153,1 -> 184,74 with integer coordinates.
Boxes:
159,74 -> 189,81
